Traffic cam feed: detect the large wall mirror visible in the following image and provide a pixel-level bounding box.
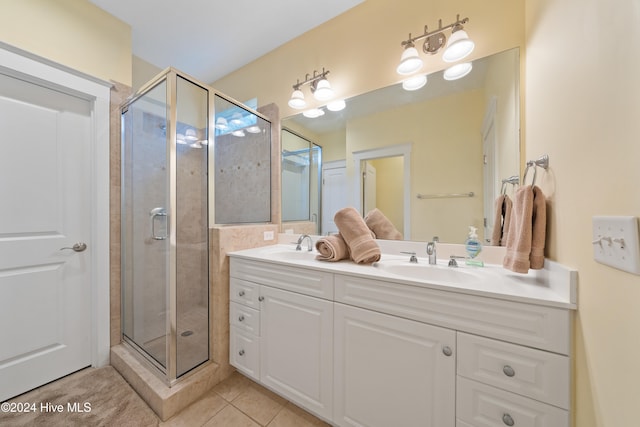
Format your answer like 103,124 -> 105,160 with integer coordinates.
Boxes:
282,47 -> 520,244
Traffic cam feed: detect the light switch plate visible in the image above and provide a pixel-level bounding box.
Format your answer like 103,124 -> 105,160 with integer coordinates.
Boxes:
592,216 -> 640,275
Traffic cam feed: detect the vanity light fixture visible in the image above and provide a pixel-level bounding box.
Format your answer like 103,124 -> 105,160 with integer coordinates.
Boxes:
397,14 -> 474,89
288,68 -> 337,110
326,99 -> 346,112
303,108 -> 325,118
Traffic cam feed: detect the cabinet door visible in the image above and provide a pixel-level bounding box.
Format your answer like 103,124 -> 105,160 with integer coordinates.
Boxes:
260,285 -> 333,420
334,303 -> 456,427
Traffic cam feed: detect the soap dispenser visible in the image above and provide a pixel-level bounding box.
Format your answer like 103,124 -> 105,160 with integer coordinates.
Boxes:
465,226 -> 482,260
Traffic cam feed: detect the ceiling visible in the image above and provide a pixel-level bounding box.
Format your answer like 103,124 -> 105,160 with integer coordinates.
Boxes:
89,0 -> 364,84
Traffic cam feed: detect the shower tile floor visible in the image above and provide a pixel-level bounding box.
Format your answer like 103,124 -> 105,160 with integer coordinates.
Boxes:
142,305 -> 209,375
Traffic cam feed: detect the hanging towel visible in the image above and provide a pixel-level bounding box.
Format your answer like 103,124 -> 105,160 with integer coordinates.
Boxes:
491,195 -> 513,246
503,185 -> 547,273
364,208 -> 403,240
334,207 -> 381,264
315,234 -> 350,262
529,186 -> 547,269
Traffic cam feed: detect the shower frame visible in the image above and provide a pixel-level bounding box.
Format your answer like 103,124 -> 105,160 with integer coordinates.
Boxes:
120,68 -> 212,385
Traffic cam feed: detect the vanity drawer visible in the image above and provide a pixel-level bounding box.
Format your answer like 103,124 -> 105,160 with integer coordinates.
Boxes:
457,332 -> 569,409
457,377 -> 569,427
230,278 -> 261,309
230,301 -> 260,335
230,327 -> 260,381
335,274 -> 570,354
231,258 -> 334,300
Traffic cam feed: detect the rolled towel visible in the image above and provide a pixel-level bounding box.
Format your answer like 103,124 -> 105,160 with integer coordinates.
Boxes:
315,234 -> 350,262
334,207 -> 381,264
365,208 -> 403,240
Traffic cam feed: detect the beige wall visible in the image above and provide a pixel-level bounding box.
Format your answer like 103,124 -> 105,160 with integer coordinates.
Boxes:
0,0 -> 131,85
526,1 -> 640,426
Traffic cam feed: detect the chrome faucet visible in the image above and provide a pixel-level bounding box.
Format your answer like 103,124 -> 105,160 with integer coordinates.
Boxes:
426,236 -> 438,265
296,234 -> 313,251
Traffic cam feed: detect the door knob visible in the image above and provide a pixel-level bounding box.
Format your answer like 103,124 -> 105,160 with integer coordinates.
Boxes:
60,242 -> 87,252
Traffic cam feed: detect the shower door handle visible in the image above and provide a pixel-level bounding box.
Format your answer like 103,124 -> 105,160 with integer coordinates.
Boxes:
150,207 -> 168,240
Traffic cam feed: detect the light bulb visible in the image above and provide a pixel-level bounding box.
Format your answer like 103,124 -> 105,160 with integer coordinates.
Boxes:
326,99 -> 346,112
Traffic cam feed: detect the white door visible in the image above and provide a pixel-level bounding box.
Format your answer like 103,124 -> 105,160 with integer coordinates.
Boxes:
321,164 -> 347,235
363,161 -> 377,215
334,303 -> 456,427
0,72 -> 92,401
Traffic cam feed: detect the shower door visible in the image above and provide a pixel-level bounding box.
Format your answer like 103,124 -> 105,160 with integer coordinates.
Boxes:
121,72 -> 209,382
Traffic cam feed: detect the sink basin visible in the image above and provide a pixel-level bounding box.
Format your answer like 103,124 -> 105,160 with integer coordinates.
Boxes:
374,261 -> 481,284
258,247 -> 319,261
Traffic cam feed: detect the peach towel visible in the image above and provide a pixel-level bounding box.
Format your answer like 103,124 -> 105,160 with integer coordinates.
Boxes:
365,208 -> 403,240
334,207 -> 381,264
490,195 -> 513,246
503,185 -> 546,273
315,234 -> 350,262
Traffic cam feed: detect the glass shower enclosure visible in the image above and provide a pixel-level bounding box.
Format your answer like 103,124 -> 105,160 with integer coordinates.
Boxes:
121,69 -> 210,383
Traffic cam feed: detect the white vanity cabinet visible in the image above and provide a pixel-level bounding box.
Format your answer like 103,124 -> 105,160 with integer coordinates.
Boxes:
228,250 -> 575,427
333,302 -> 456,427
229,258 -> 334,421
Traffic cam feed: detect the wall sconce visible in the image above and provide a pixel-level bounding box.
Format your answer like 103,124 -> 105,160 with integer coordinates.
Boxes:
288,68 -> 345,115
397,14 -> 475,88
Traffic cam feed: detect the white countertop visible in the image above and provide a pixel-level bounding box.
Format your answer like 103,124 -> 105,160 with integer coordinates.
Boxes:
228,244 -> 577,310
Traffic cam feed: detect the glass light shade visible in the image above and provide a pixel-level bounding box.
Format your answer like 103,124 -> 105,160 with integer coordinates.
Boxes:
185,128 -> 198,141
303,108 -> 325,118
246,126 -> 261,133
396,46 -> 423,75
288,89 -> 306,109
326,99 -> 346,112
313,79 -> 334,101
443,62 -> 473,80
189,141 -> 203,148
402,74 -> 427,91
215,117 -> 228,130
442,29 -> 475,62
232,130 -> 245,137
176,133 -> 187,145
230,113 -> 244,126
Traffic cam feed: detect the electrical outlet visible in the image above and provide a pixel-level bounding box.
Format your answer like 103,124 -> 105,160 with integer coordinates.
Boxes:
592,216 -> 640,275
263,231 -> 274,241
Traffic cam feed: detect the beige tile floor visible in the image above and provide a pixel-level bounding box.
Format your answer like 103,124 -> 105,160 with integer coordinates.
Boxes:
161,371 -> 330,427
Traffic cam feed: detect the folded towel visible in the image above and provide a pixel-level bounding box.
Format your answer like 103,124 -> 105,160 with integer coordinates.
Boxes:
315,234 -> 350,262
490,195 -> 513,246
334,207 -> 381,264
503,185 -> 546,273
365,208 -> 403,240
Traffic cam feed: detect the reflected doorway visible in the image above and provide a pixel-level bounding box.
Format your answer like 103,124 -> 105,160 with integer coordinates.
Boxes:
353,144 -> 412,239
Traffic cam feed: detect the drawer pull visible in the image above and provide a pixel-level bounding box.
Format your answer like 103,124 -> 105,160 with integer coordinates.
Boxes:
238,315 -> 245,322
503,365 -> 516,377
258,296 -> 265,302
502,413 -> 515,426
442,346 -> 453,357
239,349 -> 245,356
238,290 -> 245,297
